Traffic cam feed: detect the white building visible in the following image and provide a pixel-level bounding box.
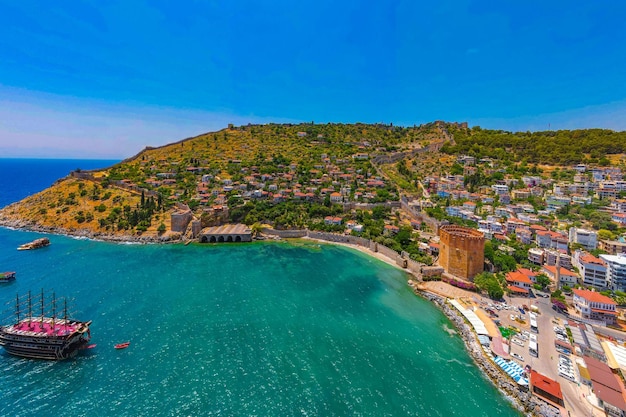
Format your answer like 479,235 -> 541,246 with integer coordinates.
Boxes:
572,289 -> 617,326
569,227 -> 598,250
599,255 -> 626,292
572,250 -> 608,290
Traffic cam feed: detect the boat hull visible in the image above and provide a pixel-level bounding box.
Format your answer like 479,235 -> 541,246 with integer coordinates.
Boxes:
0,319 -> 91,360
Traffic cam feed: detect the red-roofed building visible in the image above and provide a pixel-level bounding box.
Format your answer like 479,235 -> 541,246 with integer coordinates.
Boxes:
505,271 -> 533,297
517,268 -> 538,283
584,355 -> 626,416
384,224 -> 399,235
324,216 -> 343,226
542,265 -> 579,289
530,370 -> 564,407
612,213 -> 626,226
329,192 -> 343,203
572,289 -> 617,325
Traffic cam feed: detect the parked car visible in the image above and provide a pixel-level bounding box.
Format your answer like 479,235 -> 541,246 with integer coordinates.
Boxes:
512,352 -> 525,361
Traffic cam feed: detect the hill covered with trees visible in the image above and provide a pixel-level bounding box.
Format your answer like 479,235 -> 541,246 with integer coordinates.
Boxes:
441,126 -> 626,165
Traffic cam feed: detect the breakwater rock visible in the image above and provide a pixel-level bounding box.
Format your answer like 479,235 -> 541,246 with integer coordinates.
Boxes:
0,218 -> 183,244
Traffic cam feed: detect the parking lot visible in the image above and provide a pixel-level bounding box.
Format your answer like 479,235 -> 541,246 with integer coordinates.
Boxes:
477,293 -> 604,417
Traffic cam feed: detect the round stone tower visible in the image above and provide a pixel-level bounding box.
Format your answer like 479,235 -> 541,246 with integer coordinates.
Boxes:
438,225 -> 485,281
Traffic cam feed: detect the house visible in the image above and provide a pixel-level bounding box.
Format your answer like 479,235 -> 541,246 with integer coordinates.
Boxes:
612,199 -> 626,213
544,250 -> 572,270
542,265 -> 579,289
330,192 -> 343,203
599,240 -> 626,256
324,216 -> 343,226
505,270 -> 533,297
530,370 -> 564,407
517,268 -> 538,283
491,184 -> 509,194
516,228 -> 533,245
384,224 -> 399,235
612,213 -> 626,227
569,227 -> 598,250
528,248 -> 544,265
462,201 -> 477,212
572,289 -> 617,326
536,230 -> 568,250
572,251 -> 607,290
346,221 -> 364,233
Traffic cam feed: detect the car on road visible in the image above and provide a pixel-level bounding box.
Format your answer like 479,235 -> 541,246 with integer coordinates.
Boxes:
511,352 -> 524,361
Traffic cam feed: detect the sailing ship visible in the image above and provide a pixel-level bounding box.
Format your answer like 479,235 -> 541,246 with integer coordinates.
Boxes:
17,237 -> 50,251
0,290 -> 92,360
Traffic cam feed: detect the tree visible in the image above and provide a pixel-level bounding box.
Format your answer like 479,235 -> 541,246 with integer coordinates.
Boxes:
474,272 -> 504,299
395,226 -> 412,247
157,222 -> 166,233
535,274 -> 551,289
250,222 -> 263,237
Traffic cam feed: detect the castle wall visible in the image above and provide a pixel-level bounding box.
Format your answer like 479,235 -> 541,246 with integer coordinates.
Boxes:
170,209 -> 192,233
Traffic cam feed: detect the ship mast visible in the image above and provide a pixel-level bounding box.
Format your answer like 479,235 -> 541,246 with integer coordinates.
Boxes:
51,291 -> 56,329
40,288 -> 44,327
15,293 -> 20,323
64,298 -> 68,330
28,290 -> 32,324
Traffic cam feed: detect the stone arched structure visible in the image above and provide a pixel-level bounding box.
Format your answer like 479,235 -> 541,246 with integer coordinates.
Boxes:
200,224 -> 252,243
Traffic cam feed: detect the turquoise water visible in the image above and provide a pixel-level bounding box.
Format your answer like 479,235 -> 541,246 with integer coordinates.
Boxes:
0,228 -> 521,416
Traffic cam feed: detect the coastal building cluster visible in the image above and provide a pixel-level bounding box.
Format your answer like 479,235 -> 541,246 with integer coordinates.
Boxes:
426,159 -> 626,291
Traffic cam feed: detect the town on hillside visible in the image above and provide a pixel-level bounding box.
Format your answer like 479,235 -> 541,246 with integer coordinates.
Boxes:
2,121 -> 626,415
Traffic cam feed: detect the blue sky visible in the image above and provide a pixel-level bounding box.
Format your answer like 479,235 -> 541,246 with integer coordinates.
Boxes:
1,1 -> 625,158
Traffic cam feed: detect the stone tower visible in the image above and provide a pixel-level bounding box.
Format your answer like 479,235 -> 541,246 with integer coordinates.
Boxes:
438,225 -> 485,281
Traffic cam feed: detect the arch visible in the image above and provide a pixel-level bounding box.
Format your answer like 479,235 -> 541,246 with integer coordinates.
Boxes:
235,235 -> 242,242
209,236 -> 217,243
218,236 -> 225,243
226,236 -> 233,242
200,236 -> 208,243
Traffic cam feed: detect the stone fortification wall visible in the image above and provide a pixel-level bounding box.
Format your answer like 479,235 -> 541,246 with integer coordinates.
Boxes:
262,228 -> 307,238
171,205 -> 193,233
438,225 -> 484,281
307,231 -> 370,248
191,220 -> 202,238
400,195 -> 440,234
376,243 -> 400,261
421,265 -> 444,277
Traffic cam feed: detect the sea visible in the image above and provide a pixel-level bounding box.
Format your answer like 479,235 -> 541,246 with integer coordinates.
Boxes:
0,158 -> 522,417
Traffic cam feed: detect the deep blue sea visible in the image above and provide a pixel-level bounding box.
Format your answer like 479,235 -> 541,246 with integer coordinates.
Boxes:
0,159 -> 521,416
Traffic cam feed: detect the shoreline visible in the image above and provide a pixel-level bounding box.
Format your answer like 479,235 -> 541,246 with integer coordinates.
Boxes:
2,224 -> 534,414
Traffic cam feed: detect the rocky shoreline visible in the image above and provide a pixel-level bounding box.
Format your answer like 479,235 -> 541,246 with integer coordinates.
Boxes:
416,290 -> 551,417
0,218 -> 184,244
